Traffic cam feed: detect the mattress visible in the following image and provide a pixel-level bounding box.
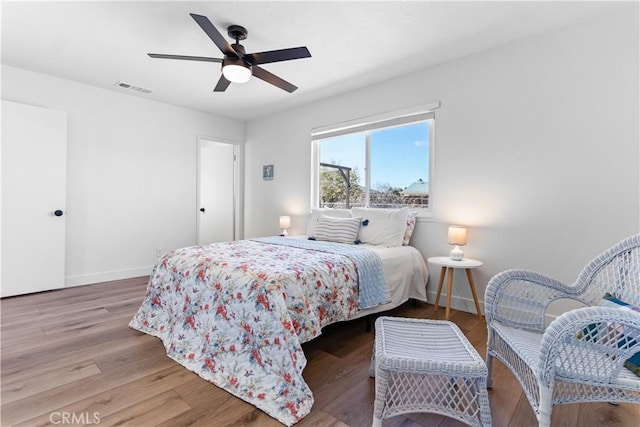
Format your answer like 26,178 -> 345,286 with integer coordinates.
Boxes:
346,243 -> 428,319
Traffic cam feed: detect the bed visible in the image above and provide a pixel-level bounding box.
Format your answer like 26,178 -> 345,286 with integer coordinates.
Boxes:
129,208 -> 428,425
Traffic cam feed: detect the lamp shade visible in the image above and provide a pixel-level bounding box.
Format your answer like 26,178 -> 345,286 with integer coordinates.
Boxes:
447,226 -> 467,246
222,58 -> 252,83
279,216 -> 291,229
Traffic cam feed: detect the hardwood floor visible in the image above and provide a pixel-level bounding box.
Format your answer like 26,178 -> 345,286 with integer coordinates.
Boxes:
1,277 -> 638,427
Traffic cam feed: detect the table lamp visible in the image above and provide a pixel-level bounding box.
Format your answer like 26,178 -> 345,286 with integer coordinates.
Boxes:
279,216 -> 291,236
448,225 -> 467,261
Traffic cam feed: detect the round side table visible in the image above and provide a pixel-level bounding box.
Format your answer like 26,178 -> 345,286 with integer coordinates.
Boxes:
427,256 -> 483,321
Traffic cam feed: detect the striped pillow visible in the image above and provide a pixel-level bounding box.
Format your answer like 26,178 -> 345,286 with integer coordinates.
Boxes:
313,215 -> 362,244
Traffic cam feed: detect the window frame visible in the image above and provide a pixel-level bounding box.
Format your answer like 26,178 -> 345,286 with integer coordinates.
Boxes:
311,102 -> 439,213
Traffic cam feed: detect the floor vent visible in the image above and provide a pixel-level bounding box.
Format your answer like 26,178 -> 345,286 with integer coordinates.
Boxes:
115,81 -> 153,94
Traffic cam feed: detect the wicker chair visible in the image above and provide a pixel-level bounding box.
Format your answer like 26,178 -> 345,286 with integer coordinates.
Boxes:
485,234 -> 640,427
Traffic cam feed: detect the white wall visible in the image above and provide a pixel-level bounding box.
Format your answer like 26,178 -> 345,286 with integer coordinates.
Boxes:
244,9 -> 639,315
2,65 -> 244,286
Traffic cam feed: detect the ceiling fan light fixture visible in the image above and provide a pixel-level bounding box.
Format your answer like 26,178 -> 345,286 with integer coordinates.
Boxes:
222,58 -> 252,83
149,14 -> 309,92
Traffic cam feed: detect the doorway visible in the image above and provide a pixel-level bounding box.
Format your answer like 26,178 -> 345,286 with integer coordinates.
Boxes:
196,137 -> 239,245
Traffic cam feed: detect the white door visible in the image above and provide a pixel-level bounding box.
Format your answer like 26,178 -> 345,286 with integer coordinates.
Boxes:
1,100 -> 67,297
197,138 -> 237,244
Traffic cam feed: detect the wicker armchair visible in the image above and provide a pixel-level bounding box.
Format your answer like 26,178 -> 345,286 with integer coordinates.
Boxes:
485,234 -> 640,427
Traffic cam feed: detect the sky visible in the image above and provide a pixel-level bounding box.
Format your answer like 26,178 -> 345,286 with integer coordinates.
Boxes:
319,121 -> 430,190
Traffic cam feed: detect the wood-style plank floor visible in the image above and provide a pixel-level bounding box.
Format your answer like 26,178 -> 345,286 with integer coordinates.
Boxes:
1,277 -> 638,426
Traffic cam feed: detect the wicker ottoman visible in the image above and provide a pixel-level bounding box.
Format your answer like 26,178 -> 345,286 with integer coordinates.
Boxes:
370,317 -> 492,427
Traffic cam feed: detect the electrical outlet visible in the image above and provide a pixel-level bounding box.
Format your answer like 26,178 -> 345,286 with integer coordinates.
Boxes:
156,247 -> 163,258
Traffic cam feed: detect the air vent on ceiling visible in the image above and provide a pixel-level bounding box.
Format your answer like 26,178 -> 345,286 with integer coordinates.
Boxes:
115,81 -> 153,94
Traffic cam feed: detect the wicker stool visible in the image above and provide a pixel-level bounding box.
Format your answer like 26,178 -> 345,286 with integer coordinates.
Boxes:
370,317 -> 492,427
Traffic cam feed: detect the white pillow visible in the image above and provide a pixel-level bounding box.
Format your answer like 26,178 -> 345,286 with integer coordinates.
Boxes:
313,215 -> 362,244
352,207 -> 409,247
306,208 -> 352,236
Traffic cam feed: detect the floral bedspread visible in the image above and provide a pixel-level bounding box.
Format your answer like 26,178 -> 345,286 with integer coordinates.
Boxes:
129,238 -> 386,425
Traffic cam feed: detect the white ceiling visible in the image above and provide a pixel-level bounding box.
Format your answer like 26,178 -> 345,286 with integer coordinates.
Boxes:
1,1 -> 626,121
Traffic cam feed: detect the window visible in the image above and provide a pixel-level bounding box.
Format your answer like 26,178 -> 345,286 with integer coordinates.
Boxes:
311,105 -> 436,211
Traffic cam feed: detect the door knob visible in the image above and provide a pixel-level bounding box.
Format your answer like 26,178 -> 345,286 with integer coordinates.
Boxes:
54,210 -> 64,217
200,208 -> 205,213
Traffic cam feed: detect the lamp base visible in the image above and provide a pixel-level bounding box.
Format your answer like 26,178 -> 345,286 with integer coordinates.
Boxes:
280,229 -> 289,237
449,245 -> 464,261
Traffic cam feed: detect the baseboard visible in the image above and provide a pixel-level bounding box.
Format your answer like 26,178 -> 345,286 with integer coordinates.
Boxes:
425,291 -> 562,324
65,266 -> 153,287
426,290 -> 485,316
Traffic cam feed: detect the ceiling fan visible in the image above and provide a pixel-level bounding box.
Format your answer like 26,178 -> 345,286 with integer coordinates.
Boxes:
148,13 -> 311,93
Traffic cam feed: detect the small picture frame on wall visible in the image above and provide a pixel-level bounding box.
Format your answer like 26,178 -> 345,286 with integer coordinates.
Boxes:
263,164 -> 274,181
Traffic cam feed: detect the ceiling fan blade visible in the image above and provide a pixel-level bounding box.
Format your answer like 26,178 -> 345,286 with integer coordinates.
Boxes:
214,75 -> 231,92
244,47 -> 311,65
252,66 -> 298,93
148,53 -> 222,63
190,13 -> 237,57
